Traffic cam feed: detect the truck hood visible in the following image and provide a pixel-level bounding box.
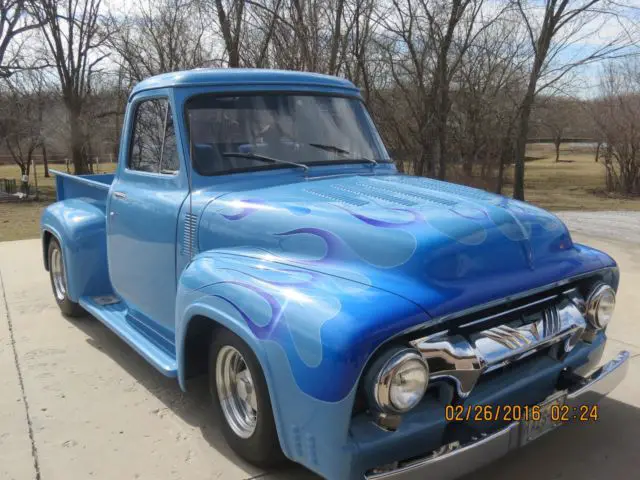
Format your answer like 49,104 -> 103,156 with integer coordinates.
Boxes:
199,174 -> 607,318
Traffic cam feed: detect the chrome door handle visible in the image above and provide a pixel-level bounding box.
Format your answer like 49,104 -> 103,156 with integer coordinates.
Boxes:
113,191 -> 127,200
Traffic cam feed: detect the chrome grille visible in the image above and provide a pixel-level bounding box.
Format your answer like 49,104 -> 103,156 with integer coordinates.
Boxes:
410,295 -> 587,397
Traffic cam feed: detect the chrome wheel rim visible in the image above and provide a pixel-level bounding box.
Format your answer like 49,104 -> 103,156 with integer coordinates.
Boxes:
51,246 -> 67,301
216,346 -> 258,438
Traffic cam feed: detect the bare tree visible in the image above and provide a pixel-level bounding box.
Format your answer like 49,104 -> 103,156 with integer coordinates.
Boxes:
0,1 -> 42,77
452,14 -> 529,191
327,0 -> 346,74
210,0 -> 244,67
425,0 -> 489,181
109,0 -> 213,82
592,60 -> 640,194
3,0 -> 633,196
534,96 -> 580,162
239,0 -> 357,73
342,0 -> 377,101
0,70 -> 48,184
511,0 -> 634,200
376,0 -> 500,179
31,0 -> 110,174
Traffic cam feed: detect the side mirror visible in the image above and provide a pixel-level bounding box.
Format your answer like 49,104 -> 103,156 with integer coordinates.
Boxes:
191,143 -> 217,175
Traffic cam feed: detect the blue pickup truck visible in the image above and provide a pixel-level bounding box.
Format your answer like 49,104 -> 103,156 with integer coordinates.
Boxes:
41,69 -> 629,480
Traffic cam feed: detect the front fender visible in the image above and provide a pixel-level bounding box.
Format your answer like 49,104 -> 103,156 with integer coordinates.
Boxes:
175,250 -> 426,478
40,199 -> 111,301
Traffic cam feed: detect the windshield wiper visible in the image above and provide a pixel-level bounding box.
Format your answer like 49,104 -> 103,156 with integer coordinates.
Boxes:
307,143 -> 379,167
222,152 -> 309,173
356,157 -> 379,166
308,143 -> 350,155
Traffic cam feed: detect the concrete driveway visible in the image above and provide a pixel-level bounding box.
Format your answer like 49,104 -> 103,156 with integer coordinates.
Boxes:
1,215 -> 639,480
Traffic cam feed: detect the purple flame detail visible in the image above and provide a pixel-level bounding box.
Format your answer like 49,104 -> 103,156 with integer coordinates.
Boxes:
221,199 -> 310,221
338,205 -> 422,228
451,205 -> 489,220
221,199 -> 266,221
209,280 -> 283,337
274,227 -> 347,264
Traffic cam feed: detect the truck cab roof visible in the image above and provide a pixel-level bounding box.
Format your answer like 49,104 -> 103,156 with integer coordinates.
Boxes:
130,68 -> 360,97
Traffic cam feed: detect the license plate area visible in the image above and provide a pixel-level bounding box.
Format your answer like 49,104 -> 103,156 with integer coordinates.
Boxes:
520,391 -> 567,445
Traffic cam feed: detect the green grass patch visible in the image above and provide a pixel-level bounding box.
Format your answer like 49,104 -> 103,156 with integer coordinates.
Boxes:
0,162 -> 116,242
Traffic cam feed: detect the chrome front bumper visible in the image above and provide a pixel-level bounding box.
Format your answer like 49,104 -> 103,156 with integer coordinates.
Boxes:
366,350 -> 630,480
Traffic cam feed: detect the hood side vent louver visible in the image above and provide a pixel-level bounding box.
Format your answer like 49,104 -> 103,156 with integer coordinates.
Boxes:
333,184 -> 417,206
366,179 -> 458,207
377,175 -> 495,202
182,213 -> 198,256
354,180 -> 458,207
305,188 -> 368,206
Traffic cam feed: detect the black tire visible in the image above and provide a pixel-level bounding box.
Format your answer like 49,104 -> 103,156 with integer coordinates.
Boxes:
209,328 -> 285,468
47,238 -> 84,317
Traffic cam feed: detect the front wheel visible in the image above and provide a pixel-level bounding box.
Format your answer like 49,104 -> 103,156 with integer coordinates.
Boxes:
48,238 -> 84,317
209,329 -> 285,468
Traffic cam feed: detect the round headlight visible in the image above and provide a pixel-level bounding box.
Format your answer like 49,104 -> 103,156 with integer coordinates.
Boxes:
586,283 -> 616,329
374,350 -> 429,413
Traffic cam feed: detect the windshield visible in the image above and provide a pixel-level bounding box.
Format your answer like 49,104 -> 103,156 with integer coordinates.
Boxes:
186,93 -> 390,175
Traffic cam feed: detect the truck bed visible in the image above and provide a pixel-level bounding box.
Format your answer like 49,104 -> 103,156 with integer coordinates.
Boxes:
52,169 -> 113,204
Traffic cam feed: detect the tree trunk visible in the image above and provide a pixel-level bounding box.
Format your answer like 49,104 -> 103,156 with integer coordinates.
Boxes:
595,142 -> 601,162
496,128 -> 515,195
32,153 -> 39,200
422,142 -> 436,177
216,0 -> 240,67
42,143 -> 50,177
432,0 -> 464,182
437,119 -> 449,181
228,43 -> 240,68
554,138 -> 561,162
69,112 -> 88,174
512,2 -> 556,201
328,0 -> 345,75
495,153 -> 506,195
437,82 -> 451,181
513,76 -> 539,200
463,155 -> 473,176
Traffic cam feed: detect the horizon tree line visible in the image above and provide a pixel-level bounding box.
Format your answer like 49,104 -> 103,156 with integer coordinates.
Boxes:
0,0 -> 639,197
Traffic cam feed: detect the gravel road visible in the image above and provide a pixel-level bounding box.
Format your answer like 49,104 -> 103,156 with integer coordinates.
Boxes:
556,211 -> 640,244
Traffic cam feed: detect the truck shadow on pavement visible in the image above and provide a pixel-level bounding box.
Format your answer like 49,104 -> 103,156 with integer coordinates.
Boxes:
70,314 -> 638,480
459,394 -> 640,479
68,314 -> 318,479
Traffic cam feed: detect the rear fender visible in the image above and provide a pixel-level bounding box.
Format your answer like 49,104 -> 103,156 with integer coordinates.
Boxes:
41,199 -> 112,301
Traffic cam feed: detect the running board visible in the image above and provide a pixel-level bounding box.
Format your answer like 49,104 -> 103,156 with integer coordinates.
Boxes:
79,296 -> 178,377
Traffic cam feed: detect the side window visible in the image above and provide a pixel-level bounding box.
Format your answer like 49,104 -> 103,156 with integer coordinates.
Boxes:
129,98 -> 180,174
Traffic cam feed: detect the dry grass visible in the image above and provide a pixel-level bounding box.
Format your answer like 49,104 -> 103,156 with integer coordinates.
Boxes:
0,162 -> 116,242
2,145 -> 640,242
504,144 -> 640,211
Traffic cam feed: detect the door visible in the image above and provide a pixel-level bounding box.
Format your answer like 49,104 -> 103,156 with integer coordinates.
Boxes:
107,94 -> 188,337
